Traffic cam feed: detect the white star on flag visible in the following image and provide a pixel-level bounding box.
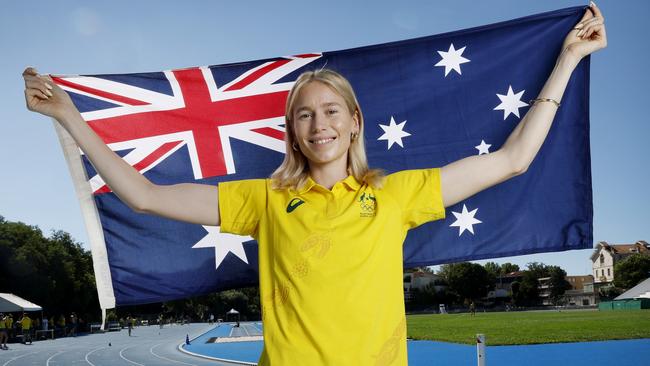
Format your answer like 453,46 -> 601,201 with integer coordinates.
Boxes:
475,140 -> 492,155
494,85 -> 528,120
192,226 -> 252,269
434,43 -> 470,76
378,116 -> 411,149
450,204 -> 482,236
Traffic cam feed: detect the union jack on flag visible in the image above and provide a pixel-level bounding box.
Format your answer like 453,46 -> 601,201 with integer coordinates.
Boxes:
53,6 -> 593,309
55,54 -> 321,194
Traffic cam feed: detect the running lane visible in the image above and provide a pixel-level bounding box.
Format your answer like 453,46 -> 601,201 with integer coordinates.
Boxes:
0,323 -> 233,366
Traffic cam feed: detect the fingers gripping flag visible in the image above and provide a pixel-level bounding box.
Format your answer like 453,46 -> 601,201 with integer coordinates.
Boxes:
54,6 -> 592,307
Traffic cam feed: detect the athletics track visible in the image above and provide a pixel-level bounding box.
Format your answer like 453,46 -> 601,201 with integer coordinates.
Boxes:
0,322 -> 648,365
181,322 -> 650,366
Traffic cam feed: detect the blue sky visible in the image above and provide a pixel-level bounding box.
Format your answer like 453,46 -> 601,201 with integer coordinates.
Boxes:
1,0 -> 648,276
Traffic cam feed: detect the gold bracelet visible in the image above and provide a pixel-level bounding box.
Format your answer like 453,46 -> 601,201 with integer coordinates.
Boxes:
529,98 -> 560,107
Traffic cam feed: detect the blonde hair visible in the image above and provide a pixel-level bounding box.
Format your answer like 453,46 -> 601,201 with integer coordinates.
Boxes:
271,69 -> 384,190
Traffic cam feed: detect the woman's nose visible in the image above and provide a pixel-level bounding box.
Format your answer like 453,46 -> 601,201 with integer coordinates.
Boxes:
311,112 -> 327,132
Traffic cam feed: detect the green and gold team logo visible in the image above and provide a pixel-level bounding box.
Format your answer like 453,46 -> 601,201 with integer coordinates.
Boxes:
359,192 -> 376,217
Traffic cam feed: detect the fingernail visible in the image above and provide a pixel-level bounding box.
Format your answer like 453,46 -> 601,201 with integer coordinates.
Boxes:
45,83 -> 53,90
45,90 -> 53,97
577,29 -> 584,36
590,1 -> 596,7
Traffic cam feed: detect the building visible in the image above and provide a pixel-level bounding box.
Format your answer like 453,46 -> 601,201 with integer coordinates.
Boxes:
487,271 -> 524,301
590,241 -> 649,284
599,278 -> 650,311
403,271 -> 442,301
537,275 -> 595,306
537,277 -> 553,305
563,275 -> 596,306
615,278 -> 650,300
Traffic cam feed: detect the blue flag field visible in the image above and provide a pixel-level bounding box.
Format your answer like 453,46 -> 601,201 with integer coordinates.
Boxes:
52,6 -> 592,309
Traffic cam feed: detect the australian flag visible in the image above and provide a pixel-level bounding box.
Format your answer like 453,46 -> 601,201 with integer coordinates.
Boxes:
53,6 -> 592,307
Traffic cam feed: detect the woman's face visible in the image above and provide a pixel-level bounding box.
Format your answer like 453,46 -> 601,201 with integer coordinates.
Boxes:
292,81 -> 359,171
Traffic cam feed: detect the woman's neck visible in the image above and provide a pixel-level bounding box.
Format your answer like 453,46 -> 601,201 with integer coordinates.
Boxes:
308,161 -> 349,190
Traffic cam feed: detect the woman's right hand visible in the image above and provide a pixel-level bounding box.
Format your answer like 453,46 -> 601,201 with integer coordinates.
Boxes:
23,67 -> 75,120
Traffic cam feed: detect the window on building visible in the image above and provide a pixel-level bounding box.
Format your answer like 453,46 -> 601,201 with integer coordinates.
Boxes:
600,254 -> 604,264
607,268 -> 611,276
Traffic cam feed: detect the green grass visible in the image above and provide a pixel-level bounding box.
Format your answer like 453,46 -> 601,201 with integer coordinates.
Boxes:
406,310 -> 650,345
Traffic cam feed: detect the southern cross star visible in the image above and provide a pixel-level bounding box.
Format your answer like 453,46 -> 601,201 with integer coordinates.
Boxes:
434,43 -> 470,77
449,204 -> 482,236
494,85 -> 528,120
378,116 -> 411,149
475,140 -> 492,155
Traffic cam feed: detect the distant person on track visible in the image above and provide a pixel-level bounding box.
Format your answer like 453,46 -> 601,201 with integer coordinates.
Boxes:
0,314 -> 9,350
20,313 -> 32,345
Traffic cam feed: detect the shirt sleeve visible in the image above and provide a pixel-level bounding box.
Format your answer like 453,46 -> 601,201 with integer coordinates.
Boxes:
383,168 -> 446,229
218,179 -> 267,238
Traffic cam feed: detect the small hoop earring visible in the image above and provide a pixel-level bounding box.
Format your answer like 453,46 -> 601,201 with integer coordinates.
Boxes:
292,142 -> 299,151
351,132 -> 359,141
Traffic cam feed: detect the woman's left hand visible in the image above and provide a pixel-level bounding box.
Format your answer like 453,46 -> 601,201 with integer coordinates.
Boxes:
562,1 -> 607,62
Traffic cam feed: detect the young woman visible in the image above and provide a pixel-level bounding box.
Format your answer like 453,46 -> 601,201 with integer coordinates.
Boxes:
23,4 -> 606,365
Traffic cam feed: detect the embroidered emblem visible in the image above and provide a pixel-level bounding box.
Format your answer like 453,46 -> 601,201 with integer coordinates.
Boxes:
359,192 -> 377,217
373,317 -> 406,366
291,232 -> 333,278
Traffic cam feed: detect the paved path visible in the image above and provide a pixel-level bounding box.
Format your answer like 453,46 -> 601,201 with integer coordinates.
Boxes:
0,323 -> 234,366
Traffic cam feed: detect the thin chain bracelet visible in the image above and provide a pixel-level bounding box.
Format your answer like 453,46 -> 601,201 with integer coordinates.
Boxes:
529,98 -> 560,107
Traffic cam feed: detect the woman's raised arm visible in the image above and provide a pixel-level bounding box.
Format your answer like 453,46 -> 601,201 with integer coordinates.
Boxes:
23,67 -> 220,226
440,2 -> 607,207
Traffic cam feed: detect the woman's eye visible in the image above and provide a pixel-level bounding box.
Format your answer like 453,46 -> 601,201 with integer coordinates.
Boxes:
298,113 -> 311,119
327,109 -> 338,115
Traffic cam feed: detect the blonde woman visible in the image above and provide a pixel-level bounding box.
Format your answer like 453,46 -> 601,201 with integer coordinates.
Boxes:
23,3 -> 606,365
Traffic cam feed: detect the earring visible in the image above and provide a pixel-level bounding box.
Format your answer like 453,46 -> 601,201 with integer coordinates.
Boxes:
292,142 -> 299,151
351,132 -> 359,141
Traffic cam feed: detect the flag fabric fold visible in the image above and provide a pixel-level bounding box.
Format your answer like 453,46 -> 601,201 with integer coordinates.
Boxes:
54,6 -> 592,307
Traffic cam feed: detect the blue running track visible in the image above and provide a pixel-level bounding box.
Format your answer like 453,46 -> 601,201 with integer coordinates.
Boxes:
182,322 -> 650,366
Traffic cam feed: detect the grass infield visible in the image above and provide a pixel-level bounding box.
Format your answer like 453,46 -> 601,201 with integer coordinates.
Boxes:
406,309 -> 650,345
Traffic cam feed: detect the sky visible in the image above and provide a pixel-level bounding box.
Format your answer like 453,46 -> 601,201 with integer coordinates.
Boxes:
1,0 -> 648,276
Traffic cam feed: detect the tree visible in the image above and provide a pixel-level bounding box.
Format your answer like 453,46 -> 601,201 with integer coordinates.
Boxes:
547,266 -> 571,305
511,263 -> 569,306
409,266 -> 434,274
438,262 -> 491,303
482,262 -> 499,292
0,217 -> 99,321
500,263 -> 520,275
514,271 -> 539,306
614,254 -> 650,290
525,262 -> 549,277
483,262 -> 500,277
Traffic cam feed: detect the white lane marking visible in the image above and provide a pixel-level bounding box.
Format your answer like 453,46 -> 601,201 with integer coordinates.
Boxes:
84,346 -> 106,366
1,351 -> 39,366
149,343 -> 196,366
46,350 -> 65,366
119,345 -> 145,366
177,343 -> 257,366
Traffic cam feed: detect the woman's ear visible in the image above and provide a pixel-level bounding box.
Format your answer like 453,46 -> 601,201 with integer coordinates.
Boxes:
353,110 -> 360,133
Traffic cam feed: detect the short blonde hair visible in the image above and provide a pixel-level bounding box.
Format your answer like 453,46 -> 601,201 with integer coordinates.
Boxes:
271,69 -> 384,190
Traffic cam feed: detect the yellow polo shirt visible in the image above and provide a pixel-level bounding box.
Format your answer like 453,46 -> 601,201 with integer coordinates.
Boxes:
21,316 -> 31,330
219,168 -> 445,366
